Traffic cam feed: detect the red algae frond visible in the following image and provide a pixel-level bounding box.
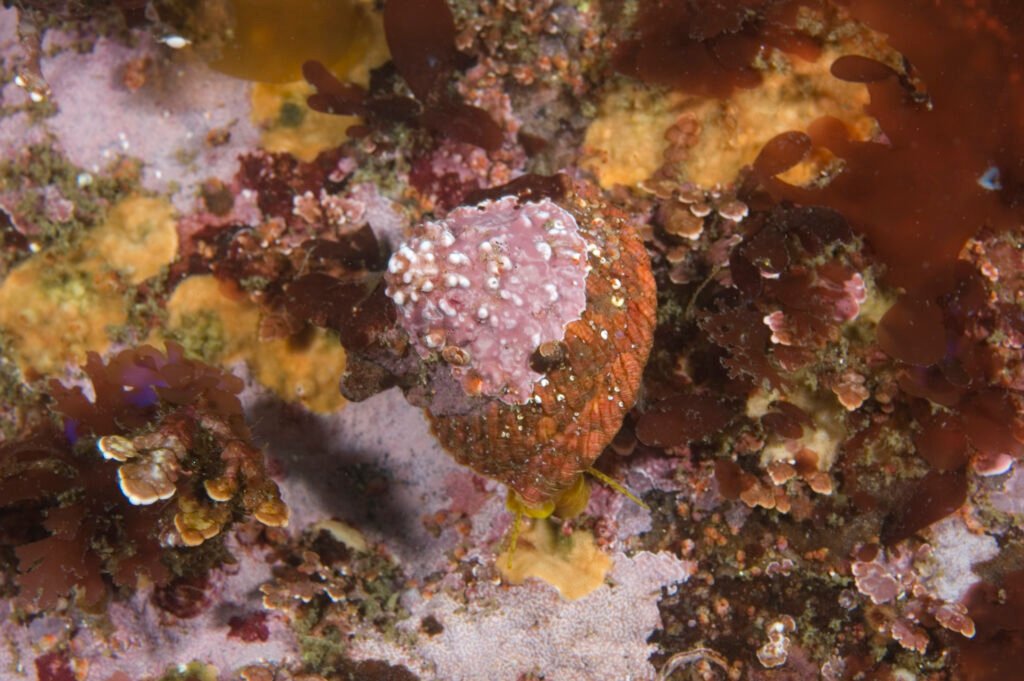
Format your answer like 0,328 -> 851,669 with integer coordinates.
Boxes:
0,342 -> 287,610
612,0 -> 821,99
757,1 -> 1024,295
303,0 -> 503,150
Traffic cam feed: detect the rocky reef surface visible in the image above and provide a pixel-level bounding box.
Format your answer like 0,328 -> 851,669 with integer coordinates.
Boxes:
0,2 -> 1022,680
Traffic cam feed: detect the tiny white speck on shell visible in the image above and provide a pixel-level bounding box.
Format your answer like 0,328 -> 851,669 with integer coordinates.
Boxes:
384,196 -> 589,404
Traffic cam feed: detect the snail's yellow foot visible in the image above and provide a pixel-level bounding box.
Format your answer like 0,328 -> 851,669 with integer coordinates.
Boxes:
503,491 -> 550,568
551,473 -> 591,519
502,475 -> 592,567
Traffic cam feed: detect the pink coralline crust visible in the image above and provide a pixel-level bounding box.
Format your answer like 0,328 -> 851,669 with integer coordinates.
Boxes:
846,536 -> 986,657
890,618 -> 929,655
835,272 -> 868,322
851,560 -> 901,605
385,196 -> 588,404
407,139 -> 521,212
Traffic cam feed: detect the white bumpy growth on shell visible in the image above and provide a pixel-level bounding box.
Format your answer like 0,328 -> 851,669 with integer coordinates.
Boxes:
385,196 -> 589,404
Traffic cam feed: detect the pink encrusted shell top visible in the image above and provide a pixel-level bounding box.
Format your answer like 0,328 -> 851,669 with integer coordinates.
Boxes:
384,196 -> 590,404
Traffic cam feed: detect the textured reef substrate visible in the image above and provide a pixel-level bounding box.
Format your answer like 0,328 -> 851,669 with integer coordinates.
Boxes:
1,1 -> 1023,680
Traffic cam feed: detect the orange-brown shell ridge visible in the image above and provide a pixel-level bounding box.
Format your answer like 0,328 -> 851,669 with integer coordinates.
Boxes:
406,180 -> 657,507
